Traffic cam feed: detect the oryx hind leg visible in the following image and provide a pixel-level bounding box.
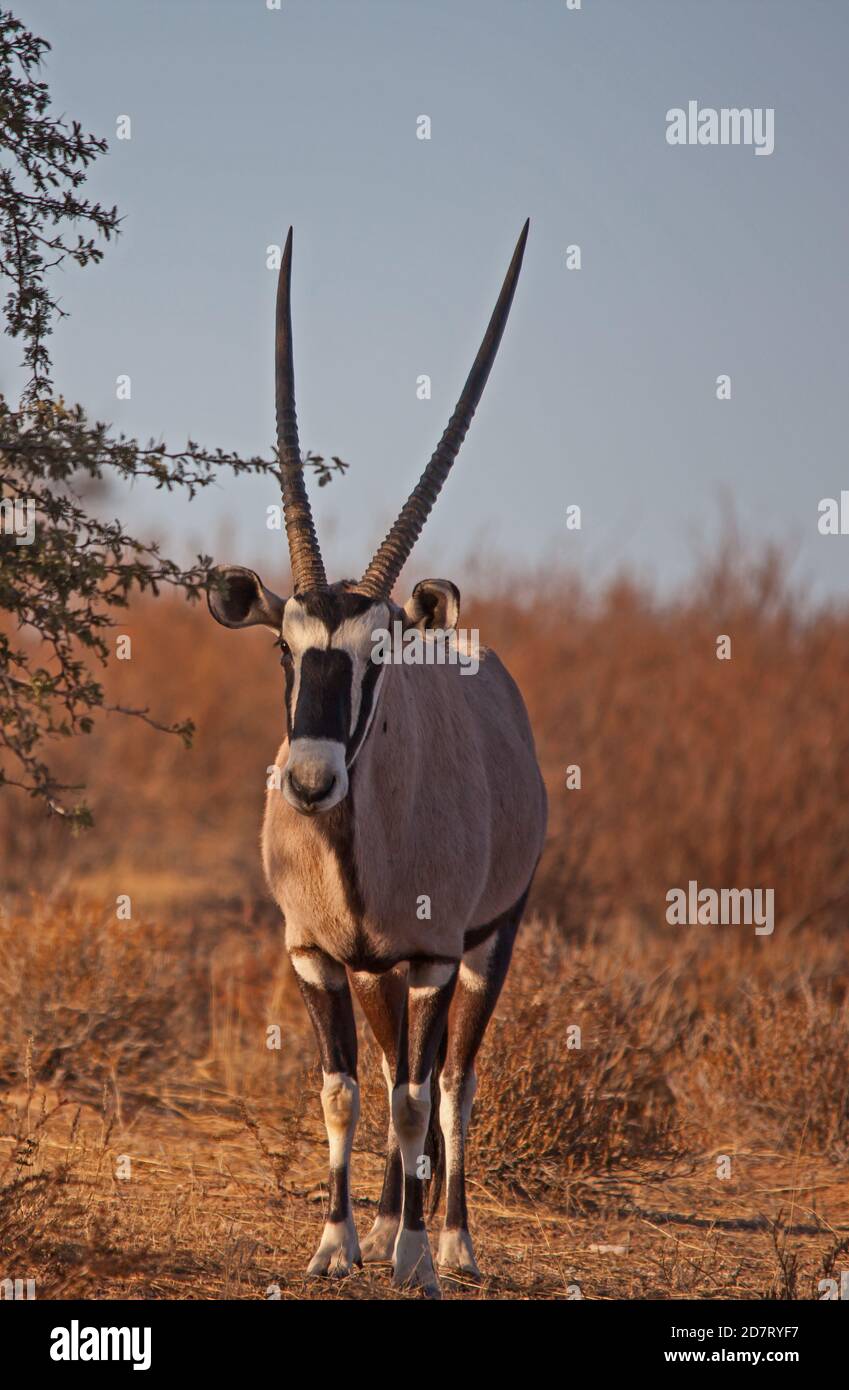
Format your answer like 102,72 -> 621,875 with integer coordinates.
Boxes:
437,891 -> 528,1279
290,948 -> 362,1278
392,958 -> 458,1297
348,965 -> 407,1262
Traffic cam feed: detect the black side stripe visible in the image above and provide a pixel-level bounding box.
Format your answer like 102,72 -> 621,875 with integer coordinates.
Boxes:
283,656 -> 295,740
347,658 -> 383,766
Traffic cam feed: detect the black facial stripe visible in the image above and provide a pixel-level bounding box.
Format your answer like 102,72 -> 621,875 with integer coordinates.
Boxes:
292,648 -> 352,742
347,657 -> 382,765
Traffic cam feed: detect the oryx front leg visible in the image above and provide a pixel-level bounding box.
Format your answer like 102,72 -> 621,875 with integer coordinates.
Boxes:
349,967 -> 406,1263
290,948 -> 361,1279
392,959 -> 457,1297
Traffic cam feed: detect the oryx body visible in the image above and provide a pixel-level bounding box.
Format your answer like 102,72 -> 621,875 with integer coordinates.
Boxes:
208,224 -> 546,1296
263,600 -> 545,968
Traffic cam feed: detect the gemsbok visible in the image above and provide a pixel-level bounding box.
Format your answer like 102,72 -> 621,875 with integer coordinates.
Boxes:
207,223 -> 547,1296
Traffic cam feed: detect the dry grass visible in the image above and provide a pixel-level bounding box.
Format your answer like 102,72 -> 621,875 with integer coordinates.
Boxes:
2,545 -> 849,1298
1,905 -> 847,1299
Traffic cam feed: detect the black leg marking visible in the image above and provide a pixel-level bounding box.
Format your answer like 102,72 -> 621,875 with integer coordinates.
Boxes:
403,1174 -> 427,1231
293,963 -> 358,1079
328,1165 -> 349,1226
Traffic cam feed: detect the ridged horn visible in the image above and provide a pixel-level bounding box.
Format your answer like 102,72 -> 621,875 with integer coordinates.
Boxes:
357,219 -> 529,600
276,227 -> 327,593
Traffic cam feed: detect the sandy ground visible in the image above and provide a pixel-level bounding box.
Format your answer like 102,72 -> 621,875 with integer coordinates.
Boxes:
3,1081 -> 847,1302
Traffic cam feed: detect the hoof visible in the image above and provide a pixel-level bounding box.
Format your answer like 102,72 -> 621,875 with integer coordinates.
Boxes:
307,1217 -> 362,1278
438,1228 -> 482,1280
361,1214 -> 399,1264
392,1228 -> 441,1298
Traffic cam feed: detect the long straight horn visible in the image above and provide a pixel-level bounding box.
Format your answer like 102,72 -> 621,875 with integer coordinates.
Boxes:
276,227 -> 327,593
358,220 -> 530,600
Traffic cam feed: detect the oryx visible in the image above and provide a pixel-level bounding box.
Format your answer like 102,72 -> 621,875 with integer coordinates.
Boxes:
207,223 -> 547,1296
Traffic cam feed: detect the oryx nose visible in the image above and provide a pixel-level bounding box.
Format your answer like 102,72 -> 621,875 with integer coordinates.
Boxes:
287,769 -> 336,807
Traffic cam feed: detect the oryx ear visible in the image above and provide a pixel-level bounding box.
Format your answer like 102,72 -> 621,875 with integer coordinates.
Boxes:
207,566 -> 285,630
403,579 -> 460,632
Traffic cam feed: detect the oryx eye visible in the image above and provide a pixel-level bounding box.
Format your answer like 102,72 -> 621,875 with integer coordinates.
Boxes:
279,639 -> 292,664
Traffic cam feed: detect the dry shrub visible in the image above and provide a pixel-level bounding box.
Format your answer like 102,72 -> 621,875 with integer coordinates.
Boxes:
467,922 -> 681,1196
0,901 -> 190,1104
0,1092 -> 130,1298
0,899 -> 306,1111
692,990 -> 849,1157
462,918 -> 849,1194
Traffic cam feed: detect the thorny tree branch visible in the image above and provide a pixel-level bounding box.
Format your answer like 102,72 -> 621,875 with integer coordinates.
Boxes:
0,12 -> 347,825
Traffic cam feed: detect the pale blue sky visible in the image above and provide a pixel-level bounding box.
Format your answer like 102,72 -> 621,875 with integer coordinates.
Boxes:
6,0 -> 849,598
